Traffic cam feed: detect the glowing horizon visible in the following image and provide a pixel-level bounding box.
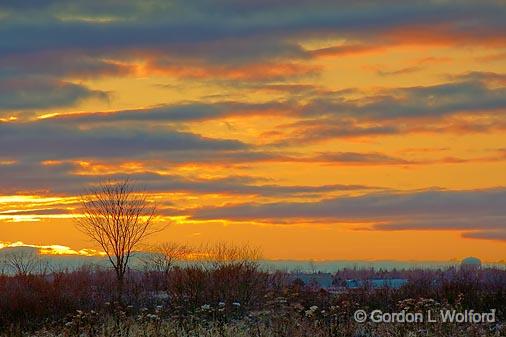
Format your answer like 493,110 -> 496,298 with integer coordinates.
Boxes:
1,240 -> 505,264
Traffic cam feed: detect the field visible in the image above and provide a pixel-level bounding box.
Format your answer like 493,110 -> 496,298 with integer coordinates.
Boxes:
1,262 -> 504,337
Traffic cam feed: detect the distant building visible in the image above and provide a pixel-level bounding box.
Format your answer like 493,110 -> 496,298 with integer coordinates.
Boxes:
288,273 -> 409,292
344,278 -> 408,290
290,272 -> 334,289
460,257 -> 481,271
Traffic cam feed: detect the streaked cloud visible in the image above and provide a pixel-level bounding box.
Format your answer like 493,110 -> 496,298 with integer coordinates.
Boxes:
301,80 -> 506,120
0,0 -> 504,86
192,189 -> 506,242
193,188 -> 506,221
0,77 -> 107,111
462,230 -> 506,242
0,122 -> 245,160
0,160 -> 375,197
44,101 -> 291,123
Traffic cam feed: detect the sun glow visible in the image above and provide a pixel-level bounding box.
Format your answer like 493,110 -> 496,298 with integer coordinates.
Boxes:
0,196 -> 63,204
0,241 -> 106,256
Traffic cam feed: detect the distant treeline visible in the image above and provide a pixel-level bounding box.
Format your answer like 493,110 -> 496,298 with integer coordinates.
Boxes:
0,262 -> 504,331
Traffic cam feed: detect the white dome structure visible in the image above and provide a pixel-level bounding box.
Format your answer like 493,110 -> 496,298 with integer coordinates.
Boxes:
460,256 -> 482,270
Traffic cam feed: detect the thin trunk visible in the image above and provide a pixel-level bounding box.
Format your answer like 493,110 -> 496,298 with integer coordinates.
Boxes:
116,271 -> 124,304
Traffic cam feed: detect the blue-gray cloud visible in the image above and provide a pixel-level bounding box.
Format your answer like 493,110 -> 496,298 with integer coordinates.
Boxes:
0,77 -> 108,111
373,219 -> 505,231
0,122 -> 245,160
0,53 -> 133,79
0,0 -> 503,75
462,230 -> 506,242
45,101 -> 291,123
1,0 -> 505,118
192,188 -> 506,241
373,218 -> 506,242
0,160 -> 375,197
193,188 -> 506,220
302,81 -> 506,120
39,79 -> 506,128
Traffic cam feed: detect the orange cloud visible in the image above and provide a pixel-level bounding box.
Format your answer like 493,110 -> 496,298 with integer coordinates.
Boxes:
310,44 -> 385,58
142,60 -> 319,81
383,23 -> 506,47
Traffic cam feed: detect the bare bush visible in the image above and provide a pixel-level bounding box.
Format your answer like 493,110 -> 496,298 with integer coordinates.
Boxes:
202,242 -> 262,269
163,242 -> 267,309
143,242 -> 192,275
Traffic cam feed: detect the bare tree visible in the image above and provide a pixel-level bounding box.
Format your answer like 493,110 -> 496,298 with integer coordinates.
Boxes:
75,178 -> 160,300
2,249 -> 43,276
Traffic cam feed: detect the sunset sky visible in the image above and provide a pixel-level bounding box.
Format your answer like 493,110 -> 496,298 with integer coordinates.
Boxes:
0,0 -> 505,262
